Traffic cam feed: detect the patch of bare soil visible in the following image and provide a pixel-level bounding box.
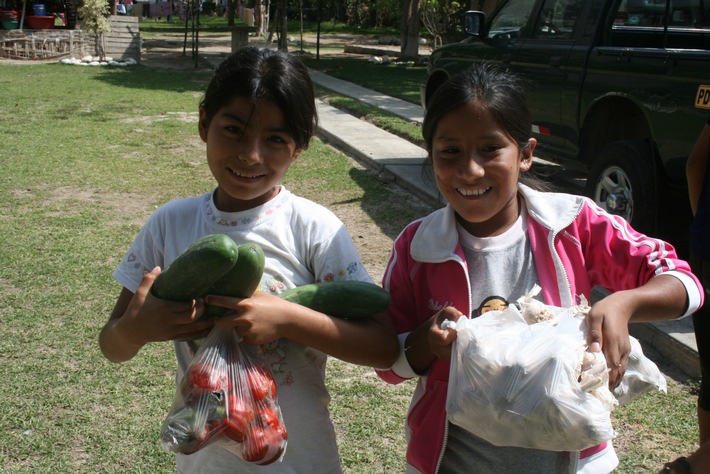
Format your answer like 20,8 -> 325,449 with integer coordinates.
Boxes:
138,30 -> 407,71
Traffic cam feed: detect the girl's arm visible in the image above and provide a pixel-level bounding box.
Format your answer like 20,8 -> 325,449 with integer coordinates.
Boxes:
585,273 -> 688,387
400,307 -> 462,374
687,122 -> 710,216
99,267 -> 215,363
206,291 -> 400,368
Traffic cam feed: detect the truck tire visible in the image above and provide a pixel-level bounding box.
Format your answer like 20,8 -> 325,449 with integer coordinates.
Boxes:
585,140 -> 658,235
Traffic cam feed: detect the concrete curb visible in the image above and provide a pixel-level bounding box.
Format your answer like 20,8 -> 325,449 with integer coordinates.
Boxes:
315,100 -> 439,208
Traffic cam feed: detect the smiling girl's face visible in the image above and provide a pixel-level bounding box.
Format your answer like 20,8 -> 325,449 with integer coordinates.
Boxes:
430,100 -> 536,238
199,96 -> 302,213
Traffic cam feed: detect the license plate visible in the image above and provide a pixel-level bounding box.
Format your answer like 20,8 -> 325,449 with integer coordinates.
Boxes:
696,85 -> 710,109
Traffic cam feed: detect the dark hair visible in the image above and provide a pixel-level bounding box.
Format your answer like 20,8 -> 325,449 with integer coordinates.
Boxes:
423,63 -> 532,152
199,47 -> 317,149
422,63 -> 551,190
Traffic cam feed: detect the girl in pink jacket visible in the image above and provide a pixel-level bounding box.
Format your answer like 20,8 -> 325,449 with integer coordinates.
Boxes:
376,64 -> 703,473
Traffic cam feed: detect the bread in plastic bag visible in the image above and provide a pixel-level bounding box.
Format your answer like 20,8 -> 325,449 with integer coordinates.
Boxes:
445,290 -> 667,452
160,325 -> 287,465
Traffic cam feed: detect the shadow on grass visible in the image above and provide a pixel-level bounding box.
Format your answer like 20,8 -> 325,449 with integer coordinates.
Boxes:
344,165 -> 440,242
91,62 -> 212,93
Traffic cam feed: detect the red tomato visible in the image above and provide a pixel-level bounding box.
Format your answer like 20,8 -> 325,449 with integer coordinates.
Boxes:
247,366 -> 277,401
256,423 -> 288,464
257,403 -> 282,430
227,392 -> 256,426
242,426 -> 269,463
223,417 -> 247,443
262,416 -> 288,441
187,362 -> 228,392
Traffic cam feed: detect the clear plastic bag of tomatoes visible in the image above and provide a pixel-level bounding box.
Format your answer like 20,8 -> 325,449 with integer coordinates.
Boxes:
160,325 -> 287,465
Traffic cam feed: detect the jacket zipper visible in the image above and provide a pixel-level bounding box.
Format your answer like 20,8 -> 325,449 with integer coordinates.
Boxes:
435,253 -> 471,474
544,203 -> 583,306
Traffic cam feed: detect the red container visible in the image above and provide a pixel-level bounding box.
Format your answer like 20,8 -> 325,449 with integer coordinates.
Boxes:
0,10 -> 19,20
25,15 -> 54,29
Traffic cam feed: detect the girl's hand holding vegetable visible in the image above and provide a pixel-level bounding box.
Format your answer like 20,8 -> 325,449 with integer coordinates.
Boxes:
404,307 -> 464,375
100,267 -> 216,362
207,291 -> 293,346
127,267 -> 216,341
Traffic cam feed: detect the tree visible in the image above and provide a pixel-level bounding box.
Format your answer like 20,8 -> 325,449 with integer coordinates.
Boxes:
78,0 -> 111,60
278,0 -> 288,50
266,0 -> 289,51
399,0 -> 420,59
421,0 -> 466,47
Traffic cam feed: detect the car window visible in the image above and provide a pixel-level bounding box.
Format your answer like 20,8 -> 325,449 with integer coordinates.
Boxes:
488,0 -> 537,39
610,0 -> 710,47
613,0 -> 710,28
532,0 -> 583,39
668,0 -> 710,27
616,0 -> 668,26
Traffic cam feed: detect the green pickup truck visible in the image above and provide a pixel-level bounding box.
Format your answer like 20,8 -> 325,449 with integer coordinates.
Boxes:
421,0 -> 710,252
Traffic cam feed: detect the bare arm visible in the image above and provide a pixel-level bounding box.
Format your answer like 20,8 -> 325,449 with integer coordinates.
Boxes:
586,274 -> 688,387
206,291 -> 400,368
99,267 -> 215,363
687,122 -> 710,216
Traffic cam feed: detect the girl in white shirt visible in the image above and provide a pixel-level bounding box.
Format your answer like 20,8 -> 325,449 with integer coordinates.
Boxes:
99,47 -> 398,473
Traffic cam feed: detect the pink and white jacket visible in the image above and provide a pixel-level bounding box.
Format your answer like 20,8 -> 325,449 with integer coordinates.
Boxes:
376,184 -> 703,474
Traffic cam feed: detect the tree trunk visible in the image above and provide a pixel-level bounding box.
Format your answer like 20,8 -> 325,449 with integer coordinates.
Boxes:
254,1 -> 262,35
227,0 -> 236,26
400,0 -> 421,59
278,0 -> 288,51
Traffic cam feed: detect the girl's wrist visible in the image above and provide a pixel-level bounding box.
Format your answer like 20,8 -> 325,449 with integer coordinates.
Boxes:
404,330 -> 434,375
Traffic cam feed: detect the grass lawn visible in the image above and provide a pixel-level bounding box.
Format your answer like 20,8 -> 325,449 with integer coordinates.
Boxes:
0,50 -> 702,474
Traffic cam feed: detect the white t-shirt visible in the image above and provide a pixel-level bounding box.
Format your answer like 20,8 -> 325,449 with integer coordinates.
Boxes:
113,186 -> 372,473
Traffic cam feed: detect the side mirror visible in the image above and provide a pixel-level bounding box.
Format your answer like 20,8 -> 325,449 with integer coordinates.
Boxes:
464,10 -> 486,37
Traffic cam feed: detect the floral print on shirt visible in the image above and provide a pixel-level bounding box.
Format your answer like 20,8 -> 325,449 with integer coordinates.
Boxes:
317,261 -> 362,283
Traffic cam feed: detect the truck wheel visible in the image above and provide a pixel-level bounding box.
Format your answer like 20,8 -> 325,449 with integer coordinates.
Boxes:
585,140 -> 658,235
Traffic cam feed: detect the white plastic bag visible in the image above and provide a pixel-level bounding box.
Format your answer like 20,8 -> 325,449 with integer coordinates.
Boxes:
446,304 -> 615,451
446,296 -> 667,452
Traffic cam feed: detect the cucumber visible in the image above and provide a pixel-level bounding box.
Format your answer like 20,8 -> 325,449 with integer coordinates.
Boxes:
151,234 -> 239,302
277,281 -> 391,319
202,242 -> 266,317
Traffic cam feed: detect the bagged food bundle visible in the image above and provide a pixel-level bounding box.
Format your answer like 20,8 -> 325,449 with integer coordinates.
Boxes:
160,325 -> 287,465
446,290 -> 666,452
446,303 -> 614,452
